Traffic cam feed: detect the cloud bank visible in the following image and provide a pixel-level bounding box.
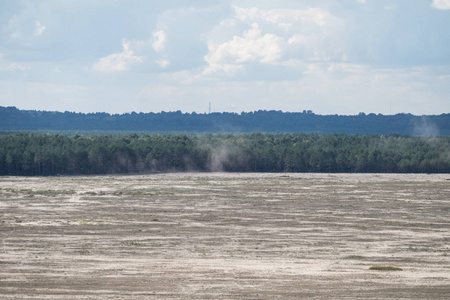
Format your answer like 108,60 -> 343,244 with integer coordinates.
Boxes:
0,0 -> 449,115
432,0 -> 450,10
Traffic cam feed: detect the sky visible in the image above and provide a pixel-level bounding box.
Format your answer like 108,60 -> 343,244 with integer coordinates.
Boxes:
0,0 -> 449,115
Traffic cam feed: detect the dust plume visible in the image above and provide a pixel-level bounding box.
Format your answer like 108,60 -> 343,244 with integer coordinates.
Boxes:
413,116 -> 439,137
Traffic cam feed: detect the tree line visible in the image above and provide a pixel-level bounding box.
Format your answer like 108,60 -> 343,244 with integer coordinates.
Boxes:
1,106 -> 449,136
1,133 -> 449,176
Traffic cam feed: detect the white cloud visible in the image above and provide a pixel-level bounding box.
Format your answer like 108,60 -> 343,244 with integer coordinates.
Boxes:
204,23 -> 284,74
152,30 -> 167,52
156,58 -> 169,68
92,41 -> 143,72
34,21 -> 46,36
3,15 -> 46,45
151,30 -> 170,68
204,6 -> 345,76
0,54 -> 29,71
7,62 -> 29,71
357,0 -> 367,4
432,0 -> 450,10
234,6 -> 334,27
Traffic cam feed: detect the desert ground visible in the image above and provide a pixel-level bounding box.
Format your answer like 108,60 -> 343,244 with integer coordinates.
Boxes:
0,173 -> 449,299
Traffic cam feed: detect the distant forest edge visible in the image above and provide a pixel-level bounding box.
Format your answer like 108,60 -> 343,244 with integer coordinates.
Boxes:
1,133 -> 449,176
1,106 -> 449,136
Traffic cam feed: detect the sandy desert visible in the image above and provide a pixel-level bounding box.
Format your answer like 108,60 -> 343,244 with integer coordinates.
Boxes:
0,173 -> 449,299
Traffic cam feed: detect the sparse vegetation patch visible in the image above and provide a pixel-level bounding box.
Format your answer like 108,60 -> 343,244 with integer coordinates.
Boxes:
369,266 -> 403,271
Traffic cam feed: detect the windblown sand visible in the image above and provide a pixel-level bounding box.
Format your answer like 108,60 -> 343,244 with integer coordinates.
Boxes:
0,173 -> 449,299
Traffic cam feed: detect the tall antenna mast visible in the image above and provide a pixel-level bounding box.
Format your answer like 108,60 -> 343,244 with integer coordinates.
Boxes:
209,102 -> 211,114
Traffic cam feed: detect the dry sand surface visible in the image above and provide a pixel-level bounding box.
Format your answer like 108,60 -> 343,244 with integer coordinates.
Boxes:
0,173 -> 449,299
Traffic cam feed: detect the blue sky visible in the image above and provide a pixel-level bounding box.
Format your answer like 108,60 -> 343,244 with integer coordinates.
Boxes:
0,0 -> 449,115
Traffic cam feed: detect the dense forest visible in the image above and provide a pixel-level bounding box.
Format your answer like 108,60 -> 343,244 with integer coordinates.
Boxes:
1,106 -> 449,136
1,133 -> 449,176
